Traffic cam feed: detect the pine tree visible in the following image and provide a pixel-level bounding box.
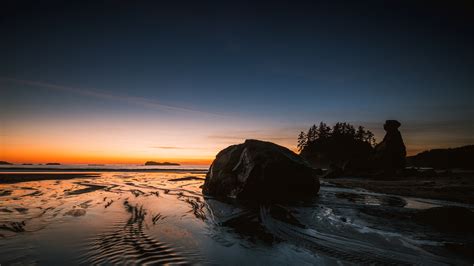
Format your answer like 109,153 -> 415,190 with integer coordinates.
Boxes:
364,131 -> 376,146
297,131 -> 307,152
332,122 -> 342,136
355,126 -> 365,141
297,121 -> 377,154
307,124 -> 318,142
317,122 -> 331,139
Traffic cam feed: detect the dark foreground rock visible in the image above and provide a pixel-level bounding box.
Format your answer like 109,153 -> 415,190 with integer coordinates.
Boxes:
202,139 -> 320,201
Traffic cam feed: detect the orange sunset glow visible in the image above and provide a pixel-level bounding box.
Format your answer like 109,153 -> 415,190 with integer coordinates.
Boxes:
1,1 -> 474,265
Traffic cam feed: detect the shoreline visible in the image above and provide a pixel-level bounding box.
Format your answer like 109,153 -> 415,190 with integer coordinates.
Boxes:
0,167 -> 208,173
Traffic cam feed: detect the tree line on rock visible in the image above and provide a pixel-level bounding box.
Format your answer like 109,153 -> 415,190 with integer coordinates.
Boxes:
297,120 -> 407,175
297,122 -> 376,152
297,122 -> 377,170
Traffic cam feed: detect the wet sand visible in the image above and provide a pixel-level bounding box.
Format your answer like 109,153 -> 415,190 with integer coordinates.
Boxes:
0,173 -> 100,184
324,174 -> 474,204
0,172 -> 473,264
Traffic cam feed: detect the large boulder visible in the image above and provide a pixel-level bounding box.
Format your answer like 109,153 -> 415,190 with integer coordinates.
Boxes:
202,139 -> 320,201
374,120 -> 406,172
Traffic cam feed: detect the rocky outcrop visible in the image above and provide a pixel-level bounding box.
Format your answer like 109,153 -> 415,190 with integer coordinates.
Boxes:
407,145 -> 474,170
374,120 -> 406,172
202,139 -> 320,202
144,161 -> 180,166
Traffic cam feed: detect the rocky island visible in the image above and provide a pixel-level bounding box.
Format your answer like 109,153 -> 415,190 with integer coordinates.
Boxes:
0,161 -> 13,165
296,120 -> 474,204
144,161 -> 180,166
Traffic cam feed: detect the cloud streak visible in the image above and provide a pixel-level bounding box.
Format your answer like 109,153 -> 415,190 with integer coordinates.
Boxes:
151,146 -> 208,150
0,77 -> 227,117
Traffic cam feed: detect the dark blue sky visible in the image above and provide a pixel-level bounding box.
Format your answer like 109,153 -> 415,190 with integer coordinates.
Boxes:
1,1 -> 473,161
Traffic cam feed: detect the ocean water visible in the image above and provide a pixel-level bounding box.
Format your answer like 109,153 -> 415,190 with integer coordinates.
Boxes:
0,171 -> 472,265
0,164 -> 209,172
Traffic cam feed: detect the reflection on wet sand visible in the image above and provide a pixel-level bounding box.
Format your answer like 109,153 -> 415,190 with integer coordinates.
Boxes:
0,172 -> 472,264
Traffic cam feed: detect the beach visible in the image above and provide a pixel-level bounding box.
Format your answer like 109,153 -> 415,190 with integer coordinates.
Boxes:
324,172 -> 474,204
1,170 -> 472,264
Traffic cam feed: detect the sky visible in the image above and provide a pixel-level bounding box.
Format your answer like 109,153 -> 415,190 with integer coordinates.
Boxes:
1,0 -> 473,164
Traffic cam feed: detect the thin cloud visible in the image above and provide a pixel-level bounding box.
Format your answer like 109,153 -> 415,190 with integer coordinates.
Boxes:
151,146 -> 208,150
209,135 -> 293,141
208,128 -> 298,142
0,77 -> 227,117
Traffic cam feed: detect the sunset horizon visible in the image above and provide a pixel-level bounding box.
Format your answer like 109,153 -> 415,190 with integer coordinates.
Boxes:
1,77 -> 471,165
1,1 -> 473,265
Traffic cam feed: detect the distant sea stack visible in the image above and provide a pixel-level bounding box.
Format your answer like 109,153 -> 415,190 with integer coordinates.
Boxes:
144,161 -> 180,166
46,163 -> 61,165
374,120 -> 406,172
0,161 -> 12,165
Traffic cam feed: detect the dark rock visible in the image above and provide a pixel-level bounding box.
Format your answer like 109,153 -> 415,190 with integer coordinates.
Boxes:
168,176 -> 205,182
416,169 -> 437,178
144,161 -> 180,166
301,134 -> 373,170
0,161 -> 12,165
202,139 -> 320,201
444,243 -> 474,259
414,206 -> 474,233
321,163 -> 343,178
374,120 -> 406,172
46,163 -> 61,165
312,168 -> 324,175
407,145 -> 474,170
64,209 -> 87,217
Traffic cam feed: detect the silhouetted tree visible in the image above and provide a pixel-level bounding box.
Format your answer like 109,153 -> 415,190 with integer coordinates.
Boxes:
355,126 -> 365,141
297,131 -> 307,152
332,122 -> 342,136
307,124 -> 318,142
364,131 -> 376,146
317,122 -> 331,139
297,122 -> 377,168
